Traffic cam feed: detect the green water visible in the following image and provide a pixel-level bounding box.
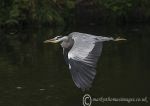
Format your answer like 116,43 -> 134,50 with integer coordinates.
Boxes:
0,25 -> 149,106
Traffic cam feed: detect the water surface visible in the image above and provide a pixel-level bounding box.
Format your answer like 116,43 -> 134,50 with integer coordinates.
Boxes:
0,25 -> 150,106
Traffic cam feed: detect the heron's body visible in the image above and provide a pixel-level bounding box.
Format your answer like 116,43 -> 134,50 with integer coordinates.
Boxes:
44,32 -> 126,91
61,32 -> 113,91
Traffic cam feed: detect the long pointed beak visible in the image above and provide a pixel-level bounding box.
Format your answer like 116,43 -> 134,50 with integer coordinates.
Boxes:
44,38 -> 57,43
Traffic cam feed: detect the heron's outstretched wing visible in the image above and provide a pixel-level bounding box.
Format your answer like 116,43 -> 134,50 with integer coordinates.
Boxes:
68,32 -> 104,91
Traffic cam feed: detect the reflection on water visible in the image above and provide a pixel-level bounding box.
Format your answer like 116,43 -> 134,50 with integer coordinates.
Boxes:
0,25 -> 150,106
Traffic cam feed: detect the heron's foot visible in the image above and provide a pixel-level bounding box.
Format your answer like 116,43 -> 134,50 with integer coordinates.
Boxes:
114,37 -> 127,41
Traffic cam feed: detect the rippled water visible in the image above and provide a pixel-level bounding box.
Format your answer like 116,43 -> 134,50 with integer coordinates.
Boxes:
0,25 -> 149,106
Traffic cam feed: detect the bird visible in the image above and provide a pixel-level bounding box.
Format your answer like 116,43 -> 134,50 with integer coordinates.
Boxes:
44,32 -> 126,91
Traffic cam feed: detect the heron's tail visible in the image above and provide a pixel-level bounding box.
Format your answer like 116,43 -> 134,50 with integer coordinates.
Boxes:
114,37 -> 127,41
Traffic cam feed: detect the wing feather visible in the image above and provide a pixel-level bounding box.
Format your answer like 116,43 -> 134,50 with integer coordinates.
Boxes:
66,32 -> 113,90
67,32 -> 104,90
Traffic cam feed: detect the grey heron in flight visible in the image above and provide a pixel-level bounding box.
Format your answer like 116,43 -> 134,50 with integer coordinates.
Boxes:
44,32 -> 126,91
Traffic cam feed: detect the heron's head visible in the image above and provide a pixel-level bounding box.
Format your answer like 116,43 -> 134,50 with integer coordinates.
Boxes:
44,36 -> 68,43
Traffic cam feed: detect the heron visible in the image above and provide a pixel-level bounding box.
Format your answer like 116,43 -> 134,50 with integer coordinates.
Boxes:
44,32 -> 126,91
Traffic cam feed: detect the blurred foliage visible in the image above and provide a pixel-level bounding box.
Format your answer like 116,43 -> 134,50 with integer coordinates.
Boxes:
97,0 -> 133,15
0,0 -> 75,26
96,0 -> 150,23
1,0 -> 150,27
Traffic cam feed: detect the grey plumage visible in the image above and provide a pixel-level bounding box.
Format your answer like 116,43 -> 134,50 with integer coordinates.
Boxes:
62,32 -> 113,91
44,32 -> 126,91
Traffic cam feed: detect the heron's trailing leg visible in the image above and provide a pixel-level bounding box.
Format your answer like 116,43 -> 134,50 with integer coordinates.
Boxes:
114,37 -> 127,41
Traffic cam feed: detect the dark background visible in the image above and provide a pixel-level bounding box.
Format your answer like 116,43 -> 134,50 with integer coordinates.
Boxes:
0,0 -> 150,106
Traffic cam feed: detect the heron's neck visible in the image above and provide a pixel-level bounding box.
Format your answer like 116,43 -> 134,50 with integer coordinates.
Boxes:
59,36 -> 68,42
61,37 -> 74,49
